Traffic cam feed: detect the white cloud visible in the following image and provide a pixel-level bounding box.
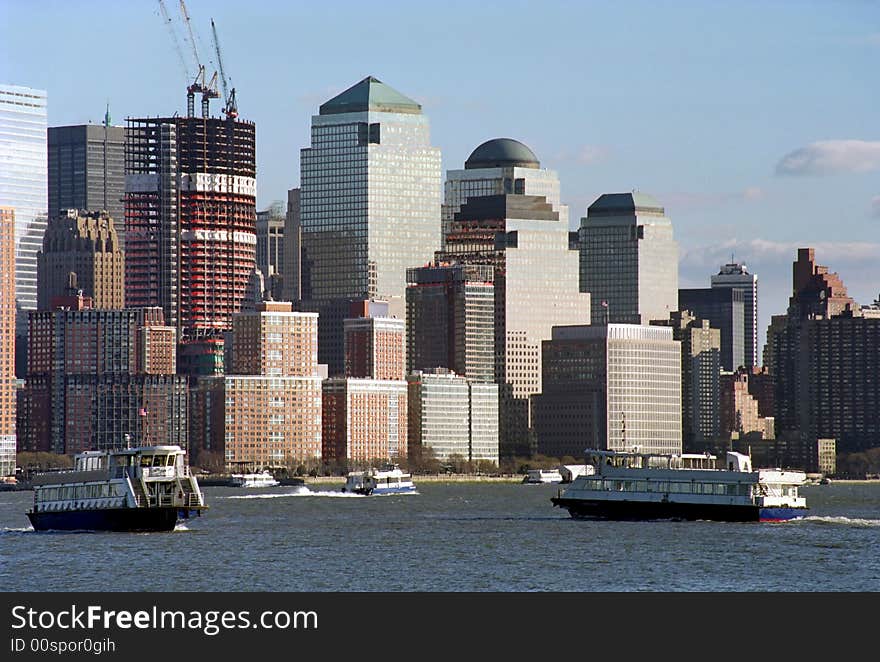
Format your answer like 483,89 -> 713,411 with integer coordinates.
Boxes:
775,140 -> 880,175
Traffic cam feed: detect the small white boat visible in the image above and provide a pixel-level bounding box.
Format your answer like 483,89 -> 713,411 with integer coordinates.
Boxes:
342,463 -> 416,496
230,470 -> 279,488
522,469 -> 564,484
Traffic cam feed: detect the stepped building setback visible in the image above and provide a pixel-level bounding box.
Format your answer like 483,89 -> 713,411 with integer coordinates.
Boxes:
437,187 -> 588,456
37,209 -> 124,310
297,76 -> 442,375
767,248 -> 880,454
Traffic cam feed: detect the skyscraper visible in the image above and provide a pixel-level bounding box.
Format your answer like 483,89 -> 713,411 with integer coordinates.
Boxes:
442,138 -> 568,248
124,113 -> 256,342
0,84 -> 48,340
406,262 -> 495,383
768,248 -> 880,453
578,192 -> 678,325
678,287 -> 745,372
651,311 -> 721,451
298,76 -> 442,374
0,207 -> 15,476
534,324 -> 682,457
48,121 -> 126,244
711,262 -> 758,368
37,209 -> 125,310
256,201 -> 285,300
437,193 -> 589,456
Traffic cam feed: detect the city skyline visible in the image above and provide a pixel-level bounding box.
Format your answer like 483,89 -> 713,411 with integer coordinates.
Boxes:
2,1 -> 879,353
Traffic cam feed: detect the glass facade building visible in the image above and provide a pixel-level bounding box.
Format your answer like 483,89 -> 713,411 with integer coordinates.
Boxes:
0,85 -> 48,327
437,194 -> 589,456
534,324 -> 682,457
710,262 -> 758,369
578,192 -> 678,326
298,77 -> 441,373
48,123 -> 126,245
443,138 -> 568,249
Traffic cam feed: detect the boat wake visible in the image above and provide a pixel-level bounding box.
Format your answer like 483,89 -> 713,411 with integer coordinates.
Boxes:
222,486 -> 314,499
796,516 -> 880,528
1,526 -> 35,535
173,522 -> 191,532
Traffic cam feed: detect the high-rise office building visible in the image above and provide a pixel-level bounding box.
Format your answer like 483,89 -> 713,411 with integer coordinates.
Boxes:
578,192 -> 678,325
256,201 -> 285,300
48,120 -> 126,244
437,193 -> 589,456
767,248 -> 880,453
678,287 -> 745,372
711,262 -> 758,368
407,369 -> 499,465
192,302 -> 322,469
282,187 -> 301,304
406,262 -> 495,383
652,311 -> 721,451
298,76 -> 441,374
37,209 -> 124,310
533,324 -> 682,457
124,113 -> 256,342
0,207 -> 15,475
0,84 -> 48,351
442,138 -> 568,249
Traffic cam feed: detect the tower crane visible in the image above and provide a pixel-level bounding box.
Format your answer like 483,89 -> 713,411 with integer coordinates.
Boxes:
178,0 -> 218,118
211,18 -> 238,119
157,0 -> 189,81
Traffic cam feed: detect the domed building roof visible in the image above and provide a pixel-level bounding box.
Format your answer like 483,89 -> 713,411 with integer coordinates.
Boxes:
464,138 -> 540,169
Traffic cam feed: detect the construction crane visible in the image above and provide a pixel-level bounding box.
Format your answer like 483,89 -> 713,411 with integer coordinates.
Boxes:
157,0 -> 189,80
178,0 -> 218,118
211,18 -> 238,119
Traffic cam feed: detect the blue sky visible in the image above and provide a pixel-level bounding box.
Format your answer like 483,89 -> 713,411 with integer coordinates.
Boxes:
2,0 -> 878,352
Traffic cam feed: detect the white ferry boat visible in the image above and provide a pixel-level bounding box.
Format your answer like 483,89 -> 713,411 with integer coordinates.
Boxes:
27,445 -> 207,532
342,463 -> 416,496
551,449 -> 808,523
522,468 -> 564,484
230,470 -> 279,488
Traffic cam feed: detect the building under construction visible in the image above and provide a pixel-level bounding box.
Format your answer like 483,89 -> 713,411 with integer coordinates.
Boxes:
124,113 -> 256,345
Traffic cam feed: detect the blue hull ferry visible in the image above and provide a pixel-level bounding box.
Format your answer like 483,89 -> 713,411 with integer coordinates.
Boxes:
552,449 -> 808,523
27,445 -> 207,532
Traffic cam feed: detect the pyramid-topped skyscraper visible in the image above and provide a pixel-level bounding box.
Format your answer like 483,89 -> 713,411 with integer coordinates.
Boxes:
296,76 -> 441,375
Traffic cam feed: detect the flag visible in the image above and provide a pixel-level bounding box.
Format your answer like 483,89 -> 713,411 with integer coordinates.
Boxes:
138,408 -> 148,417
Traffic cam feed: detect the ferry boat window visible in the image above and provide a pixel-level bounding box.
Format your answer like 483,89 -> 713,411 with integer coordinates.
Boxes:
152,455 -> 163,467
165,454 -> 175,466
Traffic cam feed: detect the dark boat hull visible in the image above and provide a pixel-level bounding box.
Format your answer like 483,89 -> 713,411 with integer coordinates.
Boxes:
551,497 -> 807,523
27,507 -> 181,532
